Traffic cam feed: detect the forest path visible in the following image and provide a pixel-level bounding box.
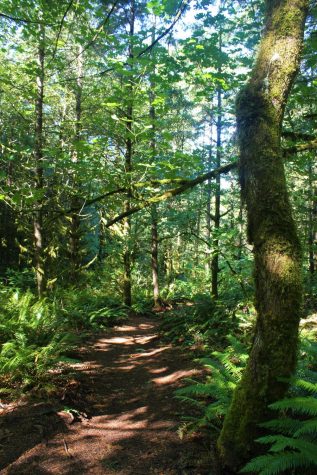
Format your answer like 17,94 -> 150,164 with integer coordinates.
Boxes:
0,315 -> 212,475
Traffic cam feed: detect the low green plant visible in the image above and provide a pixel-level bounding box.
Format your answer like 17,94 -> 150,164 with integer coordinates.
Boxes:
0,290 -> 77,390
160,294 -> 241,349
241,376 -> 317,475
175,335 -> 249,435
175,327 -> 317,469
0,284 -> 129,396
131,300 -> 154,315
88,305 -> 128,327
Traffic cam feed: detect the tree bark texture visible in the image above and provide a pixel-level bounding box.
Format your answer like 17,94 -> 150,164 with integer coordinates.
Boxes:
217,0 -> 308,470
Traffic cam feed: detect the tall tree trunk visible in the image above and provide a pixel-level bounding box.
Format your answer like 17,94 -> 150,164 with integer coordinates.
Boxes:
217,0 -> 308,469
211,83 -> 222,298
123,0 -> 135,307
205,133 -> 212,279
33,24 -> 46,297
237,199 -> 243,262
70,45 -> 83,282
195,201 -> 201,269
149,34 -> 161,307
151,206 -> 160,307
308,157 -> 317,287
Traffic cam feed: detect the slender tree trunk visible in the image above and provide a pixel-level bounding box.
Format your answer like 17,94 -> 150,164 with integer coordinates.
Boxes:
33,24 -> 46,297
98,210 -> 106,262
313,185 -> 317,273
308,158 -> 317,286
70,45 -> 83,282
205,147 -> 212,277
195,204 -> 201,269
237,199 -> 243,262
166,242 -> 173,285
123,0 -> 135,307
151,206 -> 160,307
211,83 -> 222,298
149,32 -> 161,307
217,0 -> 308,469
205,117 -> 213,280
176,233 -> 181,274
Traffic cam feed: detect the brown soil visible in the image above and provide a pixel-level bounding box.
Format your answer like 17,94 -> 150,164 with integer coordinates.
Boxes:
0,315 -> 213,475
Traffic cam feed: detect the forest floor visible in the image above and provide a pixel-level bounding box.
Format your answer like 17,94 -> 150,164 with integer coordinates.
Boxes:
0,314 -> 214,475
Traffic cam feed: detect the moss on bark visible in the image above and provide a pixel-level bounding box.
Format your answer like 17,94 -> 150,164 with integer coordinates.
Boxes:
217,0 -> 309,470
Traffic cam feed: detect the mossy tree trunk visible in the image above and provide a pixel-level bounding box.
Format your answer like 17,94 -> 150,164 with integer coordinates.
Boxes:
217,0 -> 309,470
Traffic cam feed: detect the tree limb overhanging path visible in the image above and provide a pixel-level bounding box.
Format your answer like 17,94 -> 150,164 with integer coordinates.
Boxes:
11,130 -> 317,222
105,161 -> 237,228
72,132 -> 317,227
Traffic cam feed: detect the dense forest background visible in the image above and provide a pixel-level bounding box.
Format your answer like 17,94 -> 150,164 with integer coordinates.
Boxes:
1,0 -> 316,307
0,0 -> 317,474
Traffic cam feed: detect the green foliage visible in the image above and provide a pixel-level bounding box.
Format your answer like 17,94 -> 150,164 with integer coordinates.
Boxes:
175,335 -> 249,435
175,326 -> 317,460
0,283 -> 129,396
88,305 -> 128,327
55,286 -> 128,330
241,375 -> 317,475
160,294 -> 246,349
0,290 -> 77,391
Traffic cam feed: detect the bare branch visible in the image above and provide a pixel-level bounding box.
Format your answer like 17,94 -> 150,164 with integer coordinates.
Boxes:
0,12 -> 51,24
100,0 -> 190,76
137,0 -> 190,58
51,0 -> 74,61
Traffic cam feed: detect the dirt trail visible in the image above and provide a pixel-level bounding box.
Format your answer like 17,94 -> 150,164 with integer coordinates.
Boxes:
0,315 -> 212,475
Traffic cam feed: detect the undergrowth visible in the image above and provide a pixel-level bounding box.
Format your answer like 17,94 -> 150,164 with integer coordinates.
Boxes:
0,281 -> 129,399
168,298 -> 317,475
240,336 -> 317,475
160,294 -> 255,351
175,335 -> 249,436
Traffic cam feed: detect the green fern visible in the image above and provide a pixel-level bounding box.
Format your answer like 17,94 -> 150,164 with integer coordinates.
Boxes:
241,452 -> 314,475
241,372 -> 317,475
175,335 -> 249,434
0,280 -> 128,396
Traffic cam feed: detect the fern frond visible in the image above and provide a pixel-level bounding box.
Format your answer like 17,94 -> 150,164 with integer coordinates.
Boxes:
260,417 -> 303,436
205,401 -> 228,418
175,395 -> 205,409
175,382 -> 222,398
256,434 -> 317,460
269,397 -> 317,417
292,378 -> 317,395
293,418 -> 317,437
240,451 -> 313,475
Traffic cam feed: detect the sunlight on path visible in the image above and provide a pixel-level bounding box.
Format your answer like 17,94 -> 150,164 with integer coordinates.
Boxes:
0,316 -> 208,475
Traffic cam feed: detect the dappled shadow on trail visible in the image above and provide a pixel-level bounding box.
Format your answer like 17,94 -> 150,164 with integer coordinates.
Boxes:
1,316 -> 212,474
0,402 -> 67,472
